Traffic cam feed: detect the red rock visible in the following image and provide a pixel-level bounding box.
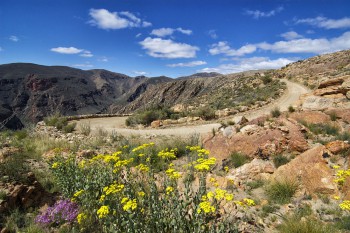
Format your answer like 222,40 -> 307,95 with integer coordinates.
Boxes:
272,146 -> 337,196
289,111 -> 331,124
318,77 -> 344,89
326,140 -> 350,154
150,120 -> 162,128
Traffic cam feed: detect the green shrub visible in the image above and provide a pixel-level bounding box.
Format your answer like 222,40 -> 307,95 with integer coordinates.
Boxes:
288,105 -> 295,113
229,152 -> 250,168
278,216 -> 336,233
271,107 -> 281,118
79,122 -> 91,136
328,111 -> 338,121
307,123 -> 339,136
246,179 -> 265,189
265,179 -> 298,204
261,204 -> 279,217
191,106 -> 216,121
126,106 -> 177,126
273,154 -> 290,168
62,122 -> 76,133
261,75 -> 272,85
335,215 -> 350,231
44,113 -> 68,130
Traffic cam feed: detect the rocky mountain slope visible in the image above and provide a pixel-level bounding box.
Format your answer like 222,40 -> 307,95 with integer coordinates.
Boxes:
0,63 -> 171,128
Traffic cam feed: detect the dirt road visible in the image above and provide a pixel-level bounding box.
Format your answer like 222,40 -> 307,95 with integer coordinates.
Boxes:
75,80 -> 309,137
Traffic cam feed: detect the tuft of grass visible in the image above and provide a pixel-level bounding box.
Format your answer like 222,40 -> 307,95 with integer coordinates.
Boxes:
273,154 -> 290,168
44,113 -> 68,130
229,152 -> 250,168
328,111 -> 338,121
335,215 -> 350,231
288,105 -> 296,113
265,179 -> 298,204
62,122 -> 76,133
261,204 -> 279,217
271,107 -> 281,118
278,216 -> 337,233
79,122 -> 91,136
246,179 -> 265,189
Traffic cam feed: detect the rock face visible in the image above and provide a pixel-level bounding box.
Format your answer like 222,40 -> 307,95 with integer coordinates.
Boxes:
325,140 -> 350,154
203,118 -> 308,162
0,63 -> 172,129
272,146 -> 337,196
289,111 -> 331,124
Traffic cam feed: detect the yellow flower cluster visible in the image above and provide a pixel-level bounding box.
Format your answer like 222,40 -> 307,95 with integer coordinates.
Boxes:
73,189 -> 84,198
136,163 -> 150,172
77,213 -> 87,224
103,183 -> 124,195
137,191 -> 145,197
166,168 -> 182,179
197,201 -> 216,214
158,148 -> 177,159
187,146 -> 210,157
132,143 -> 155,153
234,198 -> 256,208
334,168 -> 350,185
97,205 -> 109,218
209,177 -> 219,187
166,186 -> 174,195
193,157 -> 216,172
113,158 -> 134,173
121,197 -> 137,211
202,188 -> 233,202
339,200 -> 350,211
91,151 -> 122,163
51,162 -> 60,169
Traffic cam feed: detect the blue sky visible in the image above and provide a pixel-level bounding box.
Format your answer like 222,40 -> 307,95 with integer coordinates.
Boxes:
1,0 -> 350,78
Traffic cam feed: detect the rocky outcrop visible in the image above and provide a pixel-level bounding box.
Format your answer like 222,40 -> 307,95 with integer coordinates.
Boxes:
325,140 -> 350,154
272,146 -> 338,196
289,111 -> 331,124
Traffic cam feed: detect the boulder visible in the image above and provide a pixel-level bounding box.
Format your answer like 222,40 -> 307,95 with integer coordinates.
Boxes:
227,158 -> 275,184
150,120 -> 162,128
325,109 -> 350,124
235,116 -> 249,125
272,146 -> 337,196
325,141 -> 350,154
223,126 -> 235,137
289,111 -> 331,124
318,77 -> 344,89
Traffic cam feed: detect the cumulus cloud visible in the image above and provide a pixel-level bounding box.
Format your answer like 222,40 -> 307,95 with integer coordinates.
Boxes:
88,9 -> 151,30
133,71 -> 148,76
280,31 -> 303,40
209,41 -> 256,56
167,60 -> 207,67
51,47 -> 93,57
150,27 -> 192,37
209,31 -> 350,56
9,36 -> 19,42
139,37 -> 199,59
245,6 -> 283,19
295,16 -> 350,29
73,62 -> 94,68
199,57 -> 295,74
51,47 -> 83,54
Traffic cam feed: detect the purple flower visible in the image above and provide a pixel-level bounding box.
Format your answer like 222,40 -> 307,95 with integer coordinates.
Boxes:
36,199 -> 79,226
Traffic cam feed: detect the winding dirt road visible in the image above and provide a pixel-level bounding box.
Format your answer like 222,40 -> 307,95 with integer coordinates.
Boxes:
75,80 -> 310,137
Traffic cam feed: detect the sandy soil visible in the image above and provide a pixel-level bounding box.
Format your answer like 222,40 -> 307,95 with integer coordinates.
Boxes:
74,80 -> 309,138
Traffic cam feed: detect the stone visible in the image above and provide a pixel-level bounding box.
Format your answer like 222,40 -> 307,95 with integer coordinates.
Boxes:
235,116 -> 249,125
0,147 -> 20,161
272,145 -> 338,196
227,158 -> 275,184
177,117 -> 188,124
150,120 -> 162,128
346,91 -> 350,100
325,140 -> 350,154
77,149 -> 97,159
223,126 -> 235,137
318,77 -> 344,89
240,124 -> 260,135
289,111 -> 331,124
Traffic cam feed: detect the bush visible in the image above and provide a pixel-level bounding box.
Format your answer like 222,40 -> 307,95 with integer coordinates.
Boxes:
307,123 -> 339,136
271,107 -> 281,118
265,179 -> 298,204
191,106 -> 216,121
229,152 -> 250,168
278,216 -> 336,233
273,154 -> 290,168
47,144 -> 255,232
44,114 -> 68,130
328,111 -> 338,121
62,123 -> 76,133
79,122 -> 91,136
126,106 -> 177,126
261,75 -> 272,85
288,105 -> 295,113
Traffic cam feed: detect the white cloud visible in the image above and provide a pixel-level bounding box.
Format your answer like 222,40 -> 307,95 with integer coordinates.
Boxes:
51,47 -> 83,54
208,30 -> 218,39
167,60 -> 207,67
80,50 -> 93,57
73,62 -> 94,68
151,28 -> 174,37
98,57 -> 109,62
209,41 -> 256,56
139,37 -> 199,59
245,6 -> 283,19
199,57 -> 295,74
209,31 -> 350,56
150,27 -> 192,37
133,71 -> 148,76
136,33 -> 142,38
9,36 -> 19,42
88,9 -> 151,30
176,27 -> 192,35
296,16 -> 350,29
280,31 -> 303,40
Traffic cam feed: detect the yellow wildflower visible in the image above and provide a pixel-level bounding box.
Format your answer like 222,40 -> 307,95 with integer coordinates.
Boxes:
224,166 -> 229,172
243,198 -> 256,206
103,184 -> 124,195
197,201 -> 216,214
166,168 -> 182,179
77,213 -> 87,224
158,148 -> 177,159
78,160 -> 86,168
340,200 -> 350,211
214,188 -> 227,201
51,162 -> 60,169
333,195 -> 340,200
194,157 -> 216,172
73,189 -> 84,198
99,194 -> 106,202
333,165 -> 340,169
97,206 -> 109,218
138,191 -> 145,197
225,193 -> 234,201
166,186 -> 174,195
121,198 -> 137,211
136,163 -> 150,172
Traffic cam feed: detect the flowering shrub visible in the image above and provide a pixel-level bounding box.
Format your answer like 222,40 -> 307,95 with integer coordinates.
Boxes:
35,199 -> 78,226
48,143 -> 254,232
